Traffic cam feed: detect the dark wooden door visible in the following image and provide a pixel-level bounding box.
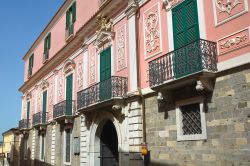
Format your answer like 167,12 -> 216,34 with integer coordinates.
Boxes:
100,120 -> 118,166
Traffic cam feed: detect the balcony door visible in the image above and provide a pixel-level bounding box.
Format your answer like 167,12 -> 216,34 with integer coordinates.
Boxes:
27,101 -> 30,128
100,47 -> 111,101
66,74 -> 73,115
172,0 -> 201,78
42,91 -> 47,123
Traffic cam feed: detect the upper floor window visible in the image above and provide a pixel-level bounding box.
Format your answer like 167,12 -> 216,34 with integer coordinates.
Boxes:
28,54 -> 34,77
43,33 -> 51,63
66,2 -> 76,39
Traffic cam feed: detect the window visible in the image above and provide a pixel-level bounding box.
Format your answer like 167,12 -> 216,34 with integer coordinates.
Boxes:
28,54 -> 34,77
73,137 -> 80,155
64,129 -> 71,164
43,33 -> 51,63
176,98 -> 207,141
42,91 -> 47,123
40,135 -> 45,161
24,137 -> 28,159
66,2 -> 76,39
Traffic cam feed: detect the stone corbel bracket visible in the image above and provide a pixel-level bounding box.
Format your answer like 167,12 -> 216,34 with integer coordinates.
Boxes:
125,0 -> 139,18
162,0 -> 181,11
196,78 -> 214,92
111,100 -> 125,123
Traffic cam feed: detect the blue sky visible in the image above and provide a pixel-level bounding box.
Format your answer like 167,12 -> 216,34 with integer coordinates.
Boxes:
0,0 -> 64,140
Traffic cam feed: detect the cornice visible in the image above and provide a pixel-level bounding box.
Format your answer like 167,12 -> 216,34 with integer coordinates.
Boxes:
23,0 -> 73,61
19,0 -> 128,93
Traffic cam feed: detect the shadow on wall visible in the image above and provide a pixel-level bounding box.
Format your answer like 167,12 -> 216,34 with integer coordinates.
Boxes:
145,152 -> 179,166
18,136 -> 52,166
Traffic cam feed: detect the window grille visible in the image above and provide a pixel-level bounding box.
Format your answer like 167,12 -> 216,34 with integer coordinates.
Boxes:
180,103 -> 202,135
73,137 -> 80,155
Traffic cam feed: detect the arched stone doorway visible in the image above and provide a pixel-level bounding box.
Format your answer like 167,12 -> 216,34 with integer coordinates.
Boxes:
88,113 -> 123,166
100,120 -> 119,166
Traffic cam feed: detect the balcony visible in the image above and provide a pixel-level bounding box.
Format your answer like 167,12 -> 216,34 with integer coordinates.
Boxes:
18,119 -> 30,130
77,76 -> 128,112
32,111 -> 47,127
53,100 -> 76,122
28,68 -> 32,78
65,23 -> 74,41
43,51 -> 49,63
148,39 -> 218,88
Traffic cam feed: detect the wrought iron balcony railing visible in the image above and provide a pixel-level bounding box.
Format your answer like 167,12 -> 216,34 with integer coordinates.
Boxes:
32,111 -> 47,126
77,76 -> 128,110
19,119 -> 30,129
148,39 -> 218,87
53,100 -> 76,119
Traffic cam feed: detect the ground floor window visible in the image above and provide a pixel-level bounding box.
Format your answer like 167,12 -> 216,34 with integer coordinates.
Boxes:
40,135 -> 45,161
64,128 -> 71,164
176,98 -> 207,141
24,137 -> 28,159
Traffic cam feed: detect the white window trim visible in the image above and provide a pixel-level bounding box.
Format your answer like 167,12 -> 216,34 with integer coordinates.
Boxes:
63,129 -> 72,165
39,135 -> 46,161
176,97 -> 207,141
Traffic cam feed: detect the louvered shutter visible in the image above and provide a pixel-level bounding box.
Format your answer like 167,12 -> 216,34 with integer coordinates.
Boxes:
42,91 -> 47,123
66,74 -> 73,115
72,2 -> 76,23
66,10 -> 70,29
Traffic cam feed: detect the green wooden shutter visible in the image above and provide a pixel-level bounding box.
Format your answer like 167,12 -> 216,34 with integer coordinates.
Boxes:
172,0 -> 199,49
172,0 -> 201,79
31,54 -> 34,68
100,47 -> 112,101
66,74 -> 73,115
66,10 -> 70,29
100,47 -> 111,81
72,2 -> 76,23
48,32 -> 51,50
44,37 -> 47,53
42,91 -> 47,123
27,101 -> 30,120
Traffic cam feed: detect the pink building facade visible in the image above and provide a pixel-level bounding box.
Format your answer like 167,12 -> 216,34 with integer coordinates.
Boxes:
18,0 -> 250,165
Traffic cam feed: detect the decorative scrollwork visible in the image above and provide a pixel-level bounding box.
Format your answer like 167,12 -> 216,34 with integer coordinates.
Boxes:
77,62 -> 83,90
117,26 -> 126,71
220,34 -> 247,49
145,12 -> 160,53
215,0 -> 241,15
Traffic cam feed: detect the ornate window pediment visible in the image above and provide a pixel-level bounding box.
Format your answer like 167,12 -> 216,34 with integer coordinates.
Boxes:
94,14 -> 115,51
40,80 -> 49,90
63,59 -> 76,75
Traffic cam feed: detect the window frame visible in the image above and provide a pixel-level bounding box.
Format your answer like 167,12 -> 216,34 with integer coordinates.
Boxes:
63,128 -> 72,165
176,97 -> 207,141
39,134 -> 46,161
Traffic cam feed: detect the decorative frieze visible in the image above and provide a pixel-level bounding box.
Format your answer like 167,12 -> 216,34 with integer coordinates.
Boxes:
89,47 -> 96,85
218,28 -> 250,55
77,61 -> 83,90
220,34 -> 247,49
213,0 -> 248,26
143,2 -> 162,60
215,0 -> 242,15
116,25 -> 127,71
58,76 -> 64,101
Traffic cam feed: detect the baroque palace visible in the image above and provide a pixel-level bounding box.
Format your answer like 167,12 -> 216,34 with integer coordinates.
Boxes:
17,0 -> 250,166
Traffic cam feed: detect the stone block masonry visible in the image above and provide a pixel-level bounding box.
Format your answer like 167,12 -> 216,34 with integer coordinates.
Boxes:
145,68 -> 250,166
